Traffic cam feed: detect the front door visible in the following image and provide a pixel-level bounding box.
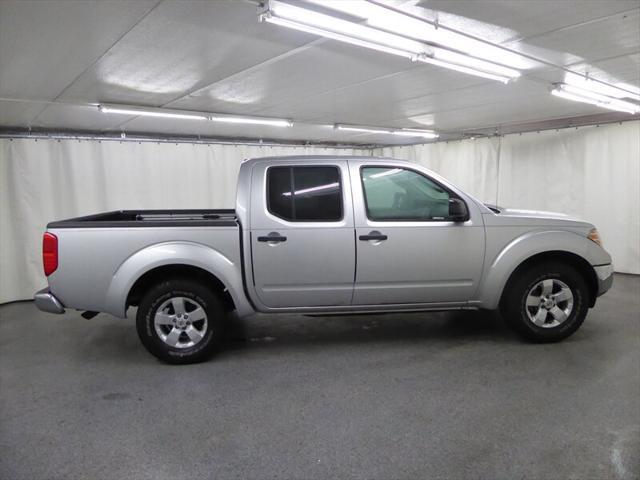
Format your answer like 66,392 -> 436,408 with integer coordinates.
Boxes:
351,164 -> 485,305
250,162 -> 355,308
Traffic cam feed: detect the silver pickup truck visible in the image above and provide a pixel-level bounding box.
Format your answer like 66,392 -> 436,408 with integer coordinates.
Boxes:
35,155 -> 613,363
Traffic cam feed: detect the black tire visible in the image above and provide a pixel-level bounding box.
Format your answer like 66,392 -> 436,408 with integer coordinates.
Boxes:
501,262 -> 590,343
136,278 -> 225,364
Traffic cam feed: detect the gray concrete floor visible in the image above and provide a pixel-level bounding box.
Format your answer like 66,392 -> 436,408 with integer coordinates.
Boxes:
1,274 -> 638,480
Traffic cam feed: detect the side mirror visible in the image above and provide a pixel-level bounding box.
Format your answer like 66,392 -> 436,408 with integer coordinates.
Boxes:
449,198 -> 469,222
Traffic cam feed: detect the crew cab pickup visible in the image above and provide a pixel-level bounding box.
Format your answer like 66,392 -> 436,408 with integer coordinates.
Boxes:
35,156 -> 614,363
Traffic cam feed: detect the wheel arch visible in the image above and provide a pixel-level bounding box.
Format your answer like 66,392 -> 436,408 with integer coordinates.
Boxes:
477,230 -> 606,310
126,264 -> 235,312
499,251 -> 599,309
104,241 -> 254,318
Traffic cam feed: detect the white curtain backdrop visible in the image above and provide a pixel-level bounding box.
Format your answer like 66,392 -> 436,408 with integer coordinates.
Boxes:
0,139 -> 368,303
1,120 -> 638,303
377,120 -> 640,276
376,136 -> 501,205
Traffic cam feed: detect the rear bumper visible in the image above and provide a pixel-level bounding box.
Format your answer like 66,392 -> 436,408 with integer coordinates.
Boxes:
34,288 -> 65,314
594,264 -> 614,297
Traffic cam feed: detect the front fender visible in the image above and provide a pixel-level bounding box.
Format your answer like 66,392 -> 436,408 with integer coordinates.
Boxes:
104,241 -> 254,318
477,230 -> 611,309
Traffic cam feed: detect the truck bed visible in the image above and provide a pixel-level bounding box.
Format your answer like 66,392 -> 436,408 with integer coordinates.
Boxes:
47,209 -> 238,228
45,209 -> 241,316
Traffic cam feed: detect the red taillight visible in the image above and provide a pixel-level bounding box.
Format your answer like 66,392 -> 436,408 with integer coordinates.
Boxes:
43,232 -> 58,276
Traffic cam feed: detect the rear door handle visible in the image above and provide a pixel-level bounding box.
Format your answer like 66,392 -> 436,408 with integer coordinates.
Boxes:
257,234 -> 287,242
359,233 -> 388,241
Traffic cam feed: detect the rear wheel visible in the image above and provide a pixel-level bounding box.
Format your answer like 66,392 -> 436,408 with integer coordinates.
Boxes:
136,278 -> 225,364
501,262 -> 589,342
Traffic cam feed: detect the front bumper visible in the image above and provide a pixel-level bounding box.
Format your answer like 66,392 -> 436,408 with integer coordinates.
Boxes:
34,288 -> 65,314
594,264 -> 614,297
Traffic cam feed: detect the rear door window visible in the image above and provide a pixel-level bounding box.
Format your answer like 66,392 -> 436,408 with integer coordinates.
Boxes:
267,166 -> 342,222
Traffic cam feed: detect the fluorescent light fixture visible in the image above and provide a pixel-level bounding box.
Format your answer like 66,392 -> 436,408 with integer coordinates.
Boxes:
99,104 -> 293,127
305,0 -> 529,70
260,0 -> 521,83
98,105 -> 207,120
263,16 -> 414,59
335,124 -> 439,139
565,73 -> 640,101
262,1 -> 425,54
560,84 -> 619,103
430,48 -> 520,79
415,55 -> 513,84
551,84 -> 640,114
393,128 -> 439,139
210,114 -> 293,127
614,82 -> 640,101
335,124 -> 395,135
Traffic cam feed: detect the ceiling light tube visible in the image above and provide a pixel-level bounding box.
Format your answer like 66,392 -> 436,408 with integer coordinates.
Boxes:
554,84 -> 640,114
335,124 -> 394,135
559,84 -> 640,112
551,85 -> 640,114
99,104 -> 293,127
614,83 -> 640,101
262,16 -> 415,59
263,0 -> 425,55
393,129 -> 439,139
432,48 -> 521,79
98,105 -> 207,120
560,84 -> 620,103
565,73 -> 640,101
210,114 -> 293,127
551,88 -> 598,104
335,124 -> 439,138
415,56 -> 512,84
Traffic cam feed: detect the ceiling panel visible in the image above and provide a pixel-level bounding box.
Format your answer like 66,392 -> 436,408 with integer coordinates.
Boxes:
0,101 -> 46,127
420,0 -> 639,44
510,9 -> 640,67
526,52 -> 640,88
55,0 -> 313,107
169,39 -> 415,115
585,53 -> 640,86
254,63 -> 488,124
0,0 -> 157,99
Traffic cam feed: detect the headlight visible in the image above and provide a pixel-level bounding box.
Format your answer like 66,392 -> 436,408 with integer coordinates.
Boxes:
588,228 -> 603,247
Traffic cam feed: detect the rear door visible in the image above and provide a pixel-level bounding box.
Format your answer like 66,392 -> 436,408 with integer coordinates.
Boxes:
249,161 -> 355,308
350,162 -> 485,305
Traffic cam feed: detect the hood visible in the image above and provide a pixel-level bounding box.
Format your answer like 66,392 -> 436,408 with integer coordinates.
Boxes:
500,208 -> 574,220
484,204 -> 593,229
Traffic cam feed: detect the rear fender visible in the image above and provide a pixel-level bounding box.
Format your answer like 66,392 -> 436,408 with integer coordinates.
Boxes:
104,241 -> 254,318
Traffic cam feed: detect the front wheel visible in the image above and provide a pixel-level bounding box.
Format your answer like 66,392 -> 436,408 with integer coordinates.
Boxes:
136,278 -> 225,364
501,262 -> 590,343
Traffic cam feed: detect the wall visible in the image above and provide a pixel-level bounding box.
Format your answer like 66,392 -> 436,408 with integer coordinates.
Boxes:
376,120 -> 640,275
1,120 -> 638,303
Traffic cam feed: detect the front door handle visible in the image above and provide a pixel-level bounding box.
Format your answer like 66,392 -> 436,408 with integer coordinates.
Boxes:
257,234 -> 287,243
359,233 -> 388,241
